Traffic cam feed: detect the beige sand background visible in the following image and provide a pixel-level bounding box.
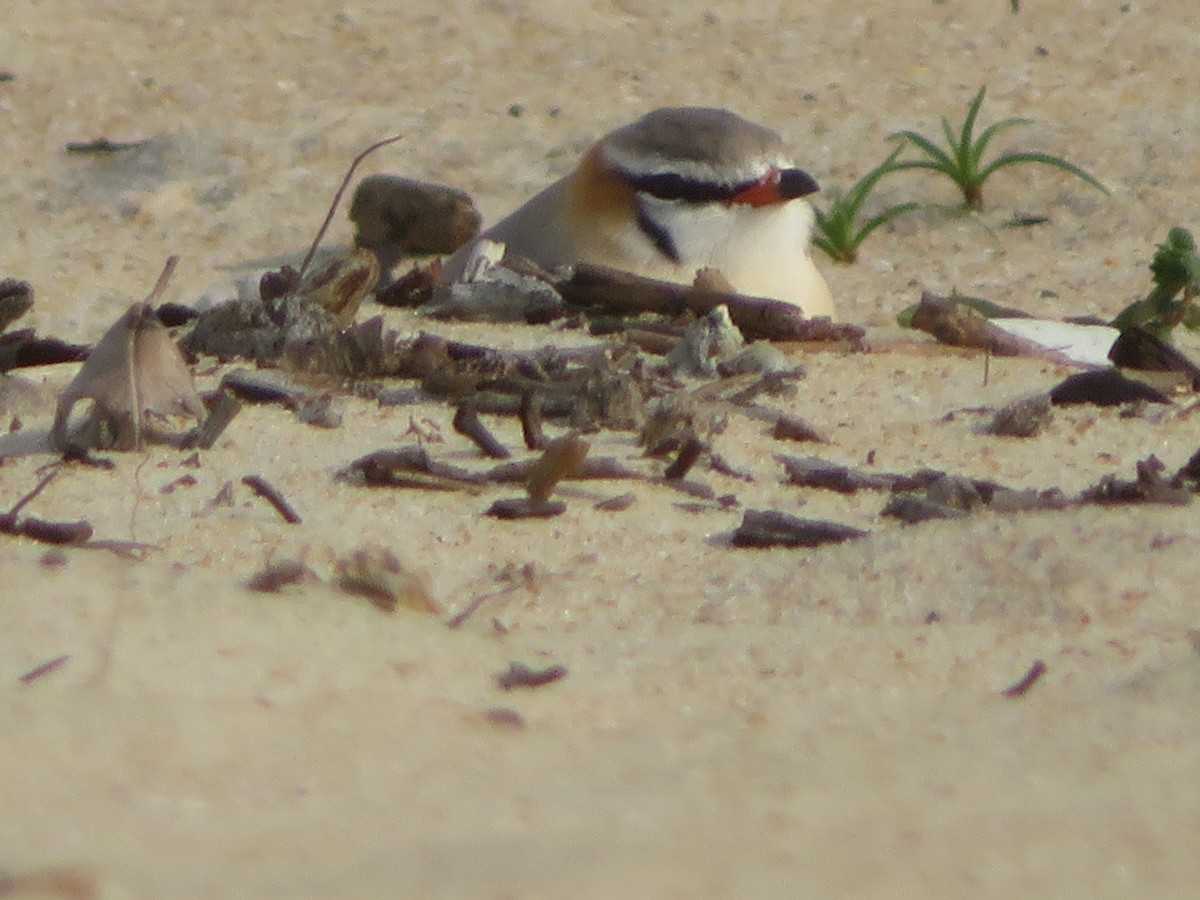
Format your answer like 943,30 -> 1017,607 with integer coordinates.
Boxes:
2,0 -> 1200,896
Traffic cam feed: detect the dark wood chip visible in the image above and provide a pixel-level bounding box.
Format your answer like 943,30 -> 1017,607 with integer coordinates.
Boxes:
485,497 -> 567,519
880,495 -> 969,524
18,654 -> 70,685
771,414 -> 827,442
1001,659 -> 1047,698
986,393 -> 1053,437
731,509 -> 867,548
594,492 -> 637,511
1108,327 -> 1200,389
495,662 -> 568,691
1049,369 -> 1170,406
241,475 -> 302,524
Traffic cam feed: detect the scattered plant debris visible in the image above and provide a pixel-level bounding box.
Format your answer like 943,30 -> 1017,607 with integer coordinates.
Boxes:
1001,659 -> 1047,698
0,471 -> 94,546
480,707 -> 526,729
1107,326 -> 1200,389
495,661 -> 568,691
731,509 -> 867,548
557,263 -> 865,343
334,546 -> 439,613
1049,369 -> 1170,406
241,474 -> 302,524
246,559 -> 317,593
17,653 -> 71,685
454,403 -> 511,459
985,393 -> 1053,437
52,257 -> 206,451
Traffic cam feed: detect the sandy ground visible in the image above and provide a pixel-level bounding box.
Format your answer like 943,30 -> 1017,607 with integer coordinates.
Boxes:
2,0 -> 1200,897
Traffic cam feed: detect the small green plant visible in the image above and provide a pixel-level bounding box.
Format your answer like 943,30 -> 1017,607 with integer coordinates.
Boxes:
1111,227 -> 1200,340
812,147 -> 919,263
887,85 -> 1108,209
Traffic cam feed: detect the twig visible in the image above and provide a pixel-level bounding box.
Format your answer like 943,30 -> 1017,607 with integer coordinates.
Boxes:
18,653 -> 70,685
446,585 -> 518,629
297,134 -> 406,279
453,404 -> 511,459
519,390 -> 546,450
241,475 -> 302,524
495,662 -> 568,691
557,262 -> 865,343
1001,659 -> 1047,698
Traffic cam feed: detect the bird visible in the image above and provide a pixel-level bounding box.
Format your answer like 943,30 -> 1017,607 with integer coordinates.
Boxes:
440,106 -> 835,320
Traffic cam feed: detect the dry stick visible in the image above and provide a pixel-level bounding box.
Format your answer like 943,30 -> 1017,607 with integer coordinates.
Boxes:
297,134 -> 406,280
453,404 -> 510,459
1001,659 -> 1047,698
663,436 -> 705,480
1,470 -> 58,523
18,654 -> 70,685
128,256 -> 181,451
557,263 -> 864,343
446,585 -> 519,630
242,475 -> 302,524
519,390 -> 546,450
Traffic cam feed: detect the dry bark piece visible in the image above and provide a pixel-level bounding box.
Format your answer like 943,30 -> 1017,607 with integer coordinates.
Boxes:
65,137 -> 150,154
1049,369 -> 1170,406
485,497 -> 567,519
776,454 -> 902,493
664,304 -> 745,376
375,261 -> 440,307
18,653 -> 71,685
0,278 -> 34,334
1001,660 -> 1047,698
51,257 -> 205,451
1107,326 -> 1200,389
495,662 -> 568,691
526,434 -> 590,503
339,446 -> 486,491
986,393 -> 1053,437
486,454 -> 645,486
771,414 -> 827,443
731,509 -> 867,548
290,246 -> 379,328
557,263 -> 865,344
426,258 -> 565,323
663,435 -> 705,480
246,559 -> 317,593
881,494 -> 969,524
594,491 -> 636,511
453,403 -> 511,459
480,708 -> 526,729
519,390 -> 546,450
241,475 -> 302,524
908,291 -> 1114,363
0,329 -> 89,372
185,390 -> 241,449
350,175 -> 481,276
334,547 -> 439,613
1080,455 -> 1191,506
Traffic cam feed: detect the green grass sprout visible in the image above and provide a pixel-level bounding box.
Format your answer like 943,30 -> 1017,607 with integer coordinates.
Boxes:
1112,227 -> 1200,340
812,147 -> 919,263
887,86 -> 1108,210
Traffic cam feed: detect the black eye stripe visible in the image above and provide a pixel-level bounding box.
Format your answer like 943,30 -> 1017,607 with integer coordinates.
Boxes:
633,199 -> 681,263
623,167 -> 819,204
627,171 -> 754,204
